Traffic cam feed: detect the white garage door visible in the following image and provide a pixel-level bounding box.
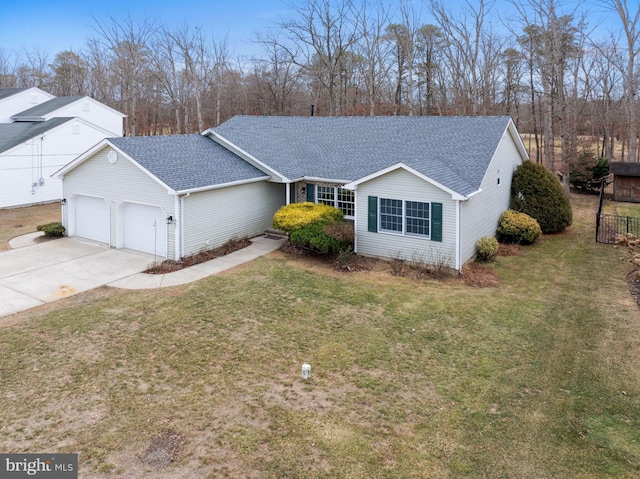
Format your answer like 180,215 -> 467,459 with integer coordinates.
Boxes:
122,203 -> 167,257
74,195 -> 110,244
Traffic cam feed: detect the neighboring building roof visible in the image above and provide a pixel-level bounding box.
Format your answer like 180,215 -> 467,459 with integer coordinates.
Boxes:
0,88 -> 29,101
211,115 -> 517,196
0,117 -> 73,153
610,162 -> 640,177
108,134 -> 269,192
11,96 -> 84,120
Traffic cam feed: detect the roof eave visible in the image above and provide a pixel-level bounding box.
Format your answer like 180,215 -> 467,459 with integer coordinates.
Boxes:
175,175 -> 271,195
343,162 -> 468,201
301,176 -> 352,184
11,116 -> 46,121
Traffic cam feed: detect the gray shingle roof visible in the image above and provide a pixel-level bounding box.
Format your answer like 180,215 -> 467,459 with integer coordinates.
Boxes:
11,96 -> 84,119
0,88 -> 28,101
0,118 -> 73,153
109,134 -> 269,192
213,115 -> 513,196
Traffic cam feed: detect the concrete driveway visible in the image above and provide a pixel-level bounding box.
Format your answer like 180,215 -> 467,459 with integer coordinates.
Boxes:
0,237 -> 154,318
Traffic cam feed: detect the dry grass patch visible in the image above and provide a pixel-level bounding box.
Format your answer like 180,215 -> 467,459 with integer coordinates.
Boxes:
1,195 -> 640,477
461,262 -> 500,287
0,203 -> 60,251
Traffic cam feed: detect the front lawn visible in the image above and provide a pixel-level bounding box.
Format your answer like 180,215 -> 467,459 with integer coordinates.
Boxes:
0,194 -> 638,478
0,203 -> 60,251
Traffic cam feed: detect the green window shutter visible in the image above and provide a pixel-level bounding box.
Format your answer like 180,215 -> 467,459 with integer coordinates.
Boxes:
431,202 -> 443,242
306,183 -> 315,202
368,196 -> 378,232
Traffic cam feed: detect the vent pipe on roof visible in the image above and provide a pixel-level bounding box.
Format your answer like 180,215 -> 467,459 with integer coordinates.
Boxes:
310,104 -> 315,116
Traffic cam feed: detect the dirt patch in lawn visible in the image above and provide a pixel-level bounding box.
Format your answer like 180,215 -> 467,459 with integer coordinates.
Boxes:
141,430 -> 183,468
461,262 -> 500,287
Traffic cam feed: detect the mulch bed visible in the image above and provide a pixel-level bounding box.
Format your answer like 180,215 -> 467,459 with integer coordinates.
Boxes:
627,270 -> 640,308
144,237 -> 252,274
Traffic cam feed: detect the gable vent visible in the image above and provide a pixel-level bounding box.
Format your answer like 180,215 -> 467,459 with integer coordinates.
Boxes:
83,101 -> 91,111
30,94 -> 38,104
72,123 -> 80,134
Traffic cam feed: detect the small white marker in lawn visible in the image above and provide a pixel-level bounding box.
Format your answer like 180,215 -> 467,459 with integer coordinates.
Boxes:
302,364 -> 311,380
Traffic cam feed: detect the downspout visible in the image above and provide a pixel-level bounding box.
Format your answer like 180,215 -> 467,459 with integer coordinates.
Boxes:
352,186 -> 358,253
174,194 -> 181,261
180,192 -> 191,259
456,199 -> 462,272
286,182 -> 291,205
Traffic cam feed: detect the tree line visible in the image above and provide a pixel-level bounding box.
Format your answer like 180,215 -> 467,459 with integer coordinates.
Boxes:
1,0 -> 639,184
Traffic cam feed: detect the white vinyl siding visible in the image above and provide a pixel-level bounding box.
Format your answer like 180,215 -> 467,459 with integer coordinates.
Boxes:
0,88 -> 54,123
62,147 -> 175,256
355,168 -> 457,269
181,181 -> 285,257
459,129 -> 524,264
0,121 -> 115,208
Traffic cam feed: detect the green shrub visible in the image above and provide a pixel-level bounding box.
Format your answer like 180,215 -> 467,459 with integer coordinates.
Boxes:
511,161 -> 572,233
36,222 -> 65,237
290,220 -> 354,255
569,148 -> 609,194
273,202 -> 344,232
496,210 -> 542,245
475,236 -> 499,262
290,222 -> 339,254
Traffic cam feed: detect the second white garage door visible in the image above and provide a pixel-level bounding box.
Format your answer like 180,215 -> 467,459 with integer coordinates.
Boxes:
121,203 -> 167,257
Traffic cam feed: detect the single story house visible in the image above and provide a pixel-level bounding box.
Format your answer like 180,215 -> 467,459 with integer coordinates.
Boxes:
55,116 -> 528,271
0,88 -> 125,208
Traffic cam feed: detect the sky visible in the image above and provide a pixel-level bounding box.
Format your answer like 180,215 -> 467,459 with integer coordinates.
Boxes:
0,0 -> 626,62
1,0 -> 291,60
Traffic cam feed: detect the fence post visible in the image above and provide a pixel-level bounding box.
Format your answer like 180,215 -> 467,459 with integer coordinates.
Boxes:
596,178 -> 605,242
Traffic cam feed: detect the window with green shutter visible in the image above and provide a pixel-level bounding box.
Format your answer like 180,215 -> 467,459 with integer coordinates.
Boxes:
370,197 -> 443,241
368,196 -> 378,232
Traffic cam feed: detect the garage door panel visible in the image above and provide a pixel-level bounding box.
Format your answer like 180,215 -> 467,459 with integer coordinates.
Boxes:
75,196 -> 109,244
122,203 -> 167,257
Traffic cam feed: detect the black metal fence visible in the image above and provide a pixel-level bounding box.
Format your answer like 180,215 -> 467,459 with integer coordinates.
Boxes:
596,178 -> 640,244
596,214 -> 640,244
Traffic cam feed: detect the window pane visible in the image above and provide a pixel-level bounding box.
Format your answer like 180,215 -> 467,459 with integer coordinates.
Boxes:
406,201 -> 430,236
380,198 -> 403,232
337,188 -> 354,217
316,185 -> 335,206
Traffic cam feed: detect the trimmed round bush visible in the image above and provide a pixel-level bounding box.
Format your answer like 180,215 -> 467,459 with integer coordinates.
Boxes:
496,210 -> 542,245
475,236 -> 499,262
511,161 -> 572,234
273,202 -> 344,232
36,222 -> 65,237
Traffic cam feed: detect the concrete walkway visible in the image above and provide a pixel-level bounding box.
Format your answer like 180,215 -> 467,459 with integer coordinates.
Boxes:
109,235 -> 285,289
1,234 -> 285,318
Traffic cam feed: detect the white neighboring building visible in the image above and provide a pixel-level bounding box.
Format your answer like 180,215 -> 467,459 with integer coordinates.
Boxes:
0,87 -> 54,123
0,88 -> 126,208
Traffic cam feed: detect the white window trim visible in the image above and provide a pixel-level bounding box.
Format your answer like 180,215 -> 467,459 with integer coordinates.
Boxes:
379,198 -> 431,239
315,185 -> 355,219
